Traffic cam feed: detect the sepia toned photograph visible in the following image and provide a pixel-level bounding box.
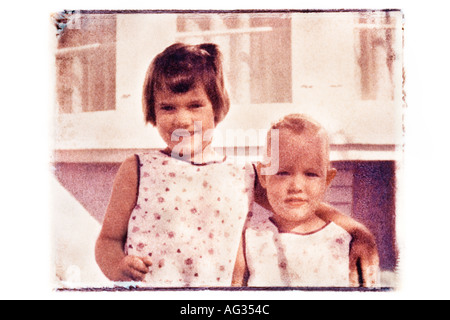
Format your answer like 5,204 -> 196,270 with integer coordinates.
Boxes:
50,9 -> 404,292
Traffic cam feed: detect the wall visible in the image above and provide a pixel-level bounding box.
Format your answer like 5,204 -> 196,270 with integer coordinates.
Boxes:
353,161 -> 397,270
53,11 -> 404,154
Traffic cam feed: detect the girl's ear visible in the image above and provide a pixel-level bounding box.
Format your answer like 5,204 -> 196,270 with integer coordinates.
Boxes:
326,168 -> 337,187
256,162 -> 268,189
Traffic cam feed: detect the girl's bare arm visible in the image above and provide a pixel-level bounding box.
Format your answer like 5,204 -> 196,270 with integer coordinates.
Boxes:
95,155 -> 151,281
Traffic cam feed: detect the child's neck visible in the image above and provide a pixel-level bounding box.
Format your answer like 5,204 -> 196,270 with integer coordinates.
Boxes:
192,144 -> 222,164
270,213 -> 328,235
163,144 -> 223,165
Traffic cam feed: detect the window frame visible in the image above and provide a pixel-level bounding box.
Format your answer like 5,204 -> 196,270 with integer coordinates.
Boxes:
55,13 -> 117,114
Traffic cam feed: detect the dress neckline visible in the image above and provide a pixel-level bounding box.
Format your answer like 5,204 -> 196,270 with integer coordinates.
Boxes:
275,221 -> 332,237
159,149 -> 227,166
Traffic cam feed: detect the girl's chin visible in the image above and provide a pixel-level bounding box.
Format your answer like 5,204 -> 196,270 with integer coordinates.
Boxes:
276,209 -> 315,223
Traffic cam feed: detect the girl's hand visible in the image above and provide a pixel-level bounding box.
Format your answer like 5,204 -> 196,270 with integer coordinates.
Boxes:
349,232 -> 380,287
118,255 -> 152,282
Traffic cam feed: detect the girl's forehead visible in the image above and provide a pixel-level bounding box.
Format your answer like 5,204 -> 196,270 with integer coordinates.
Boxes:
155,83 -> 208,102
277,131 -> 329,167
278,129 -> 325,148
156,73 -> 205,92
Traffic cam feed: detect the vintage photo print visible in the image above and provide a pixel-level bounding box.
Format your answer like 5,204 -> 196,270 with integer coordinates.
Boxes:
51,9 -> 404,292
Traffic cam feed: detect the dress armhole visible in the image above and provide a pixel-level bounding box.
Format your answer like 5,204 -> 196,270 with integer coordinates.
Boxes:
134,154 -> 141,200
252,163 -> 258,188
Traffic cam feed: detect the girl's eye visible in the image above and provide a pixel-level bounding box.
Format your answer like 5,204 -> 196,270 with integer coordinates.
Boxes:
306,172 -> 320,178
160,105 -> 175,111
189,103 -> 203,109
276,171 -> 290,176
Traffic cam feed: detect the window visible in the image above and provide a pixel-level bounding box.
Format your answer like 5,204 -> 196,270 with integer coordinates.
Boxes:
176,13 -> 292,105
355,11 -> 398,100
55,12 -> 116,113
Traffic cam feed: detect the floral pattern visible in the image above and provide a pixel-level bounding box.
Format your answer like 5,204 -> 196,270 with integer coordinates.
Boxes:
125,150 -> 254,287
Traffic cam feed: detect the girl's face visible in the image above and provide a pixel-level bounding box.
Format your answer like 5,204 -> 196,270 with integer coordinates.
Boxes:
259,129 -> 336,232
154,83 -> 216,160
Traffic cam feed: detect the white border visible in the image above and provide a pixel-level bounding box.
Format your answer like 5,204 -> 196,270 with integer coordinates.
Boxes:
2,0 -> 450,300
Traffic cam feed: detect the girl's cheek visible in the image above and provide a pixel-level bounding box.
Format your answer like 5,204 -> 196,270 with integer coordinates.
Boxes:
266,179 -> 283,198
157,125 -> 170,140
309,182 -> 327,199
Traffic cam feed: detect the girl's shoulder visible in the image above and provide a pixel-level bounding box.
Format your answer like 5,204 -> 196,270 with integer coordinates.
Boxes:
222,157 -> 256,174
326,222 -> 353,242
135,150 -> 165,162
245,202 -> 277,233
119,154 -> 140,175
113,155 -> 140,189
109,154 -> 140,207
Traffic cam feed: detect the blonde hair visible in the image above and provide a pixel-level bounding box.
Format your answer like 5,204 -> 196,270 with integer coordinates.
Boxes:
266,113 -> 331,166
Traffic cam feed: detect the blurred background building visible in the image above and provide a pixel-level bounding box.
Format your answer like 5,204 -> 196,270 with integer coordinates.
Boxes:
51,10 -> 404,288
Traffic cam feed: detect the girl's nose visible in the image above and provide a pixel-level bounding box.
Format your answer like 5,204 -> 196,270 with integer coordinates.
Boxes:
288,174 -> 305,194
173,109 -> 192,129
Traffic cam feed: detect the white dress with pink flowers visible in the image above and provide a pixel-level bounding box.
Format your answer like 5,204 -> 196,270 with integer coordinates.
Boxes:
125,150 -> 254,287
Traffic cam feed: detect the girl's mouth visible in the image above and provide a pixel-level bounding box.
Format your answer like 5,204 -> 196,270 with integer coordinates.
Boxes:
284,198 -> 308,207
172,129 -> 201,138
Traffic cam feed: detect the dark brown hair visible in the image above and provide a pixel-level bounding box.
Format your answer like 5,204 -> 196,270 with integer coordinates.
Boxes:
142,43 -> 230,126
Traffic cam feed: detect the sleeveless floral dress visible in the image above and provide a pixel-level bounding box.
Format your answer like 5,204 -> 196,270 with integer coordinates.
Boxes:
125,150 -> 254,287
245,203 -> 352,287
